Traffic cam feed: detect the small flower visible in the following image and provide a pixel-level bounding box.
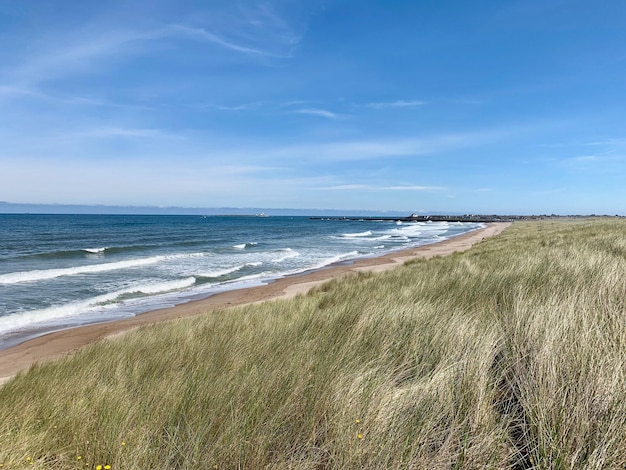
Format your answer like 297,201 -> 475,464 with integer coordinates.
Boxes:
105,466 -> 111,469
77,456 -> 82,460
26,457 -> 32,462
96,465 -> 103,470
357,433 -> 363,439
355,419 -> 360,424
121,442 -> 126,446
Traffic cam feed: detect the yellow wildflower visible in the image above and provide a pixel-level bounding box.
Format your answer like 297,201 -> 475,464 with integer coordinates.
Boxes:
355,419 -> 360,424
357,433 -> 363,439
105,466 -> 111,469
96,465 -> 103,470
77,456 -> 82,460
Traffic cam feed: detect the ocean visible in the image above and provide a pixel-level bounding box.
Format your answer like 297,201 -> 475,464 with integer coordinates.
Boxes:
0,214 -> 483,349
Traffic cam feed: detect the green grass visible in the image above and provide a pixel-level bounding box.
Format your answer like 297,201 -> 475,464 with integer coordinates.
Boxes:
2,219 -> 626,469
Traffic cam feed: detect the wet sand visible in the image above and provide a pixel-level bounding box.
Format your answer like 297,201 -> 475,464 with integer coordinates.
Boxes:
0,222 -> 510,385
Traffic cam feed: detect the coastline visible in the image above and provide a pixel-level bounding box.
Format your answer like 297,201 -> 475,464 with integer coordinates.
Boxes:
0,222 -> 510,385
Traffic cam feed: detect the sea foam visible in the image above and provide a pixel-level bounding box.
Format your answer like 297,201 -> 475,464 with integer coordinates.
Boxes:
0,253 -> 205,285
0,277 -> 197,337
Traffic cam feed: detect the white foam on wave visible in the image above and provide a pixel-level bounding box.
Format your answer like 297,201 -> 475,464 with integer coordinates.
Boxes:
272,248 -> 300,263
390,221 -> 450,238
200,262 -> 263,278
369,235 -> 393,241
0,277 -> 197,337
341,230 -> 373,238
0,253 -> 206,285
233,242 -> 258,250
83,247 -> 107,254
308,251 -> 360,270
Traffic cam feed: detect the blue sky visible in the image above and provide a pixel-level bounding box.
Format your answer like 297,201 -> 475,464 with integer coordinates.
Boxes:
1,0 -> 625,215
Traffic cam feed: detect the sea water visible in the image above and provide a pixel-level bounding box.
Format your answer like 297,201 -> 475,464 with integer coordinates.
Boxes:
0,214 -> 483,349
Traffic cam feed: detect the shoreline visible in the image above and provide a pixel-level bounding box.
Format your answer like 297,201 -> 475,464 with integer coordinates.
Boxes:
0,222 -> 510,385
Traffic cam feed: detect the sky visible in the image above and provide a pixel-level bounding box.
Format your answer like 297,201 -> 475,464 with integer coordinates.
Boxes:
1,0 -> 625,215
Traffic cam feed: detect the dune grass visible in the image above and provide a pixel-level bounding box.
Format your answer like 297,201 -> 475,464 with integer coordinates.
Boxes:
1,219 -> 626,469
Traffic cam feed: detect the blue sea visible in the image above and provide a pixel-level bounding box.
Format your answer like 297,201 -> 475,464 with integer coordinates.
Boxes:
0,214 -> 483,349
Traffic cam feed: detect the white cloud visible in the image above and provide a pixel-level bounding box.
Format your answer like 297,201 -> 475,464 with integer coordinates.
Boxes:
294,108 -> 339,119
5,30 -> 150,87
266,130 -> 502,162
166,25 -> 270,56
384,185 -> 445,191
74,127 -> 163,138
367,100 -> 427,109
314,185 -> 369,190
216,101 -> 264,111
314,184 -> 444,191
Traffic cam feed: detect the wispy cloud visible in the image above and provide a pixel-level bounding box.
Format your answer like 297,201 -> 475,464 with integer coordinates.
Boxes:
6,29 -> 151,87
0,85 -> 40,98
279,100 -> 316,107
294,108 -> 339,119
3,3 -> 305,91
166,25 -> 271,56
556,152 -> 626,175
584,138 -> 626,147
366,99 -> 427,109
268,130 -> 502,162
384,185 -> 445,191
313,184 -> 369,191
313,184 -> 445,191
216,102 -> 264,111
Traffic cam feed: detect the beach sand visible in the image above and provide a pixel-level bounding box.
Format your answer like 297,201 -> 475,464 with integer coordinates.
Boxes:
0,222 -> 510,386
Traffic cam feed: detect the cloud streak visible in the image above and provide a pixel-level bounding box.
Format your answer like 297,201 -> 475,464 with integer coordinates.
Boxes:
294,108 -> 339,119
166,25 -> 271,56
367,99 -> 427,109
314,184 -> 445,191
265,130 -> 504,162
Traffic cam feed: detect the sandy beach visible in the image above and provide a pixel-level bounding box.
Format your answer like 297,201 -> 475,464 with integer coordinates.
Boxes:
0,222 -> 510,385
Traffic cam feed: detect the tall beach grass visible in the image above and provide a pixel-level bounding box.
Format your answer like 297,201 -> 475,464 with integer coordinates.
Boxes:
1,219 -> 626,468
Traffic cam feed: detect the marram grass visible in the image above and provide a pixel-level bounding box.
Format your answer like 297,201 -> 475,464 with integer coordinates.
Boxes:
2,219 -> 626,469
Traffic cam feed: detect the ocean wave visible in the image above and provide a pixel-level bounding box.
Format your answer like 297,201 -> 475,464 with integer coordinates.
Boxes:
83,247 -> 107,254
199,262 -> 263,279
94,277 -> 198,305
0,253 -> 205,285
368,235 -> 393,241
5,243 -> 167,262
308,251 -> 360,270
272,248 -> 300,263
0,277 -> 197,336
341,230 -> 373,238
232,242 -> 258,250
